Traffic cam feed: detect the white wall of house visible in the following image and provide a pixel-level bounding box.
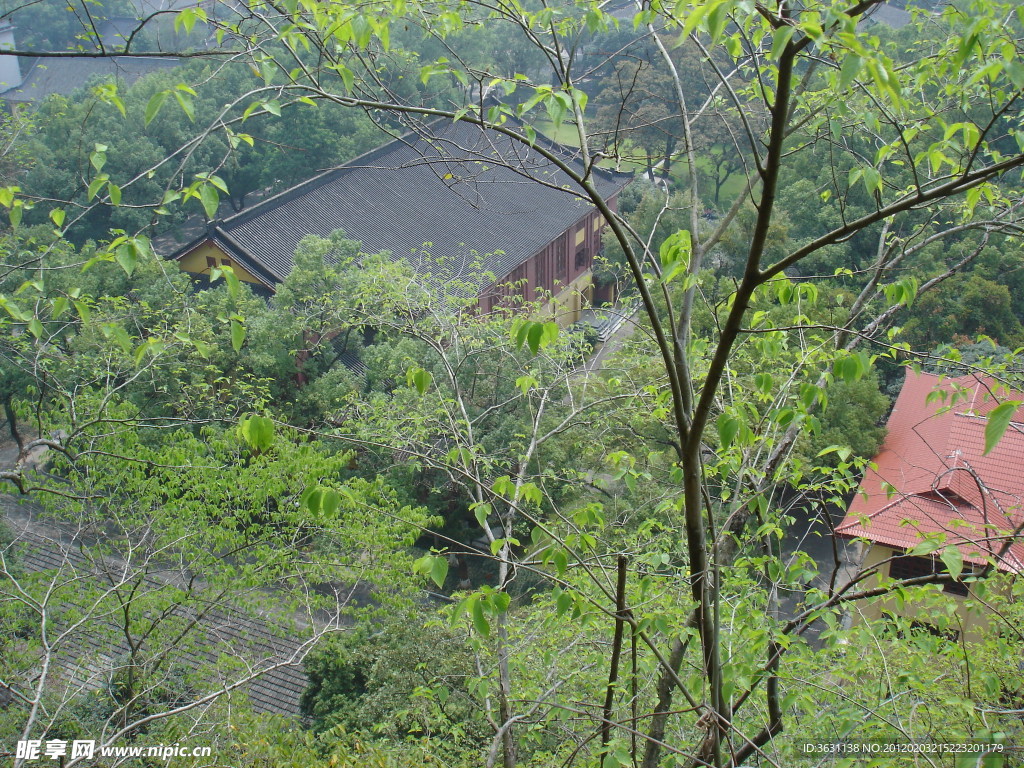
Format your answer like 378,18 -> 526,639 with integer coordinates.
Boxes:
0,23 -> 24,92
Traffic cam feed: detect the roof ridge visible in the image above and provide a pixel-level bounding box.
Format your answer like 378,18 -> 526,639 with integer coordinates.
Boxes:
218,113 -> 631,230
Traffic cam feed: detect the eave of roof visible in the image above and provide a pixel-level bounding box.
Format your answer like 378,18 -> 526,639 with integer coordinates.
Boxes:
169,229 -> 279,289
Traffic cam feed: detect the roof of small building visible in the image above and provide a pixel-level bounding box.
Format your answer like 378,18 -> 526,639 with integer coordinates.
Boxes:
1,54 -> 178,103
836,370 -> 1024,572
860,4 -> 913,29
166,118 -> 632,293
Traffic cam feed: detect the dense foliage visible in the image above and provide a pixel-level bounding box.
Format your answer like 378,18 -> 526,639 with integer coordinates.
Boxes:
2,0 -> 1024,766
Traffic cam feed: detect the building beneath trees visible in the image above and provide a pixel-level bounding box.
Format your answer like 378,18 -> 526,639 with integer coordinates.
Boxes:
0,20 -> 180,105
837,370 -> 1024,640
166,119 -> 632,324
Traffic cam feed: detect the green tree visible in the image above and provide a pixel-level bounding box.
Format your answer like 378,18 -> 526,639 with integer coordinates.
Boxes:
3,1 -> 1024,767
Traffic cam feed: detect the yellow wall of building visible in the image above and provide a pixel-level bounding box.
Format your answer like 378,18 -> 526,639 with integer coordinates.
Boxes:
178,241 -> 266,285
543,269 -> 593,326
851,543 -> 1008,643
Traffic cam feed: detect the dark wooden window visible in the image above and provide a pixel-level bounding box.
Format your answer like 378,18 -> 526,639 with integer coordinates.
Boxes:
575,246 -> 588,270
554,237 -> 567,281
206,256 -> 217,268
538,250 -> 549,294
888,555 -> 933,581
509,264 -> 527,300
889,554 -> 969,596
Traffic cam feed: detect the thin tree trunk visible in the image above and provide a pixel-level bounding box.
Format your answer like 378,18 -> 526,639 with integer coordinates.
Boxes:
601,557 -> 628,750
3,394 -> 23,452
661,138 -> 676,179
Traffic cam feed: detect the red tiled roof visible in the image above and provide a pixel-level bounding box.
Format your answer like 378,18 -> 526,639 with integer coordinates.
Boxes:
836,371 -> 1024,573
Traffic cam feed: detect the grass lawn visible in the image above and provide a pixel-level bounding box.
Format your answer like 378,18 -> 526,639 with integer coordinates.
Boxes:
533,118 -> 583,147
533,120 -> 751,205
670,158 -> 751,206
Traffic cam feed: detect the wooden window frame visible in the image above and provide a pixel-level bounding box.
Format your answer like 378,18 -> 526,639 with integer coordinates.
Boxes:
889,553 -> 970,596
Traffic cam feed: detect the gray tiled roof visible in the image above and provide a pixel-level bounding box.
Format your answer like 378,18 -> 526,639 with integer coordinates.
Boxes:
860,4 -> 912,28
2,499 -> 313,718
1,55 -> 178,103
177,118 -> 631,292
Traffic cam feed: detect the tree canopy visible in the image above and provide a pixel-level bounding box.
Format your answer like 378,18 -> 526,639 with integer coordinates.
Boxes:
2,0 -> 1024,766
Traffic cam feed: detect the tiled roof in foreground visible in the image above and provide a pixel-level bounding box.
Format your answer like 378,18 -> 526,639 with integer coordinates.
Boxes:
170,118 -> 632,292
2,500 -> 314,717
836,371 -> 1024,572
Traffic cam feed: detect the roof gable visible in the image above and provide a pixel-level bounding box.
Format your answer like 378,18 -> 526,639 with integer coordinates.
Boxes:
837,371 -> 1024,572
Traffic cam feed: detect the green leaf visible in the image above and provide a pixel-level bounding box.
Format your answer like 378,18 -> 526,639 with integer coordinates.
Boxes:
413,552 -> 450,589
173,89 -> 195,122
718,413 -> 741,449
659,229 -> 691,282
907,538 -> 942,557
983,401 -> 1020,454
706,2 -> 728,41
73,300 -> 91,323
87,175 -> 108,201
862,167 -> 881,195
199,185 -> 219,219
337,64 -> 354,92
230,318 -> 246,351
471,598 -> 490,636
320,488 -> 341,517
238,414 -> 275,452
89,146 -> 106,173
680,2 -> 709,37
430,555 -> 449,588
516,374 -> 538,394
553,549 -> 568,576
555,590 -> 572,615
303,486 -> 324,514
407,366 -> 432,395
544,92 -> 567,127
145,91 -> 168,126
838,53 -> 862,89
769,25 -> 795,60
526,322 -> 545,355
513,320 -> 561,357
492,591 -> 510,613
114,242 -> 137,276
221,265 -> 240,300
940,546 -> 964,581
